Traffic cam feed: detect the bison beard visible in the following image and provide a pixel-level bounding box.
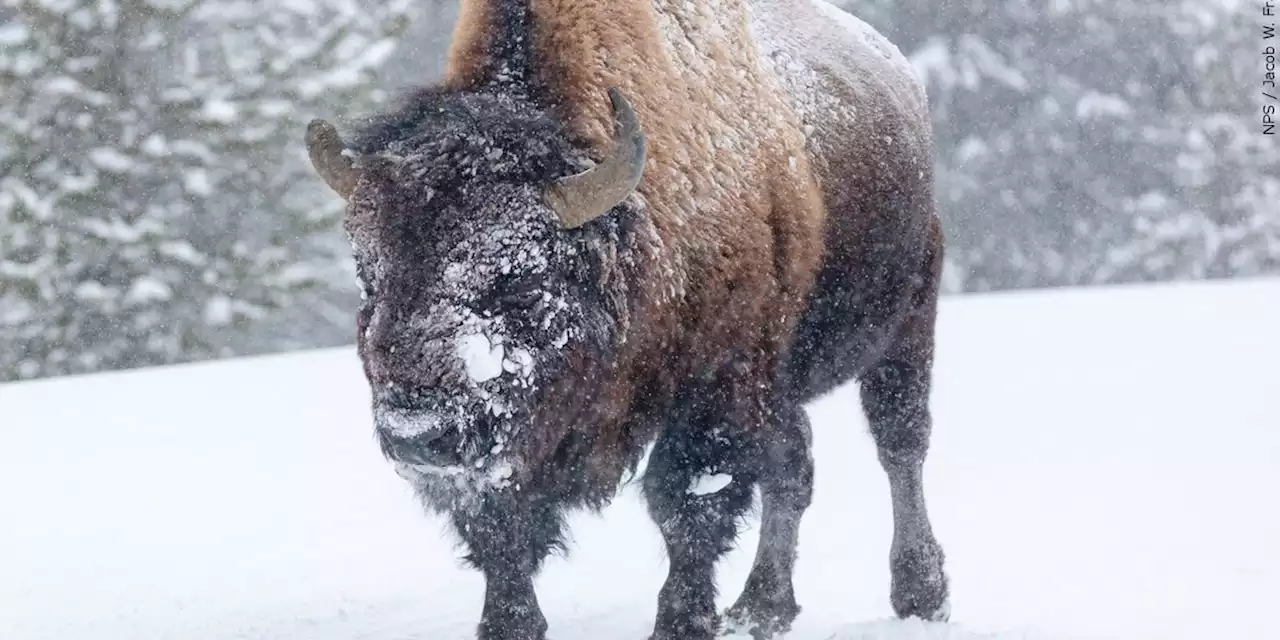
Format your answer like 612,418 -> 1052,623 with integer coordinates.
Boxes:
304,0 -> 950,638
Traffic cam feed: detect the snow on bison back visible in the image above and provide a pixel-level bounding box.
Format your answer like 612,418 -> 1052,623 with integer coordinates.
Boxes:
304,0 -> 947,638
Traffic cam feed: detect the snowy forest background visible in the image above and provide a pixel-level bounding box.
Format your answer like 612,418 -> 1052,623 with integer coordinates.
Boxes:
1,0 -> 1276,382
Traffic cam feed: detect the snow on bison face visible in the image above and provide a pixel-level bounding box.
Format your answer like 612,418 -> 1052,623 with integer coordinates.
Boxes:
349,179 -> 581,503
306,89 -> 645,508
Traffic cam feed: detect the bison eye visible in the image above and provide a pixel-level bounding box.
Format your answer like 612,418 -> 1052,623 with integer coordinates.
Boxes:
505,289 -> 542,308
493,277 -> 543,310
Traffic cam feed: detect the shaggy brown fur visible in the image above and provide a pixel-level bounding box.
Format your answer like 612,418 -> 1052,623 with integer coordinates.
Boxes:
447,0 -> 828,485
308,1 -> 949,638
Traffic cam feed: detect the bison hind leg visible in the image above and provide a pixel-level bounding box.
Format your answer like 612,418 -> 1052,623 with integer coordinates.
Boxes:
858,223 -> 950,623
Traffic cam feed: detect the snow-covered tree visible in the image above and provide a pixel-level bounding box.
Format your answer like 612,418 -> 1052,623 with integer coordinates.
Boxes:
1104,6 -> 1280,282
836,0 -> 1279,291
0,0 -> 413,381
379,0 -> 458,91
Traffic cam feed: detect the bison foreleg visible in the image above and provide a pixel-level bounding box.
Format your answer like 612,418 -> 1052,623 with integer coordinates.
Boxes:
451,495 -> 565,640
722,401 -> 814,639
642,382 -> 766,640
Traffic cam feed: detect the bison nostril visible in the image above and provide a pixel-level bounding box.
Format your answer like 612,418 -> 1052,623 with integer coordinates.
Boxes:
387,427 -> 464,465
421,428 -> 463,457
374,387 -> 465,465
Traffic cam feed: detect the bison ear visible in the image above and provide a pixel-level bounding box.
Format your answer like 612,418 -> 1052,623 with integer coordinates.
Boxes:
306,118 -> 361,199
544,87 -> 646,228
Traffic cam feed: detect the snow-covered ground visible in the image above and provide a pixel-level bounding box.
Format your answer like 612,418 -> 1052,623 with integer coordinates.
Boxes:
2,278 -> 1278,640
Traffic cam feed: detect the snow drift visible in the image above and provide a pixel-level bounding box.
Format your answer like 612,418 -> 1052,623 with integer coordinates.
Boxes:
2,278 -> 1277,639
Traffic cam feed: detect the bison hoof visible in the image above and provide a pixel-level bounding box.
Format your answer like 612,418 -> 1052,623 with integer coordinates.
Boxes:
719,605 -> 798,639
648,613 -> 719,640
720,589 -> 799,639
476,612 -> 548,640
890,540 -> 950,622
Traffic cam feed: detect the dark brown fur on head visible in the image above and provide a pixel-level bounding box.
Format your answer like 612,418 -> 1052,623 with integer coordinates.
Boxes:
339,88 -> 650,509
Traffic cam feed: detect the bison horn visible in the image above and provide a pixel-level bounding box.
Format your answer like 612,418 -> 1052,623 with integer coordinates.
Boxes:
545,88 -> 647,228
306,118 -> 360,199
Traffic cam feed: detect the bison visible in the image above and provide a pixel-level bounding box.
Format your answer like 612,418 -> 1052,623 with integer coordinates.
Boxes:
305,0 -> 949,638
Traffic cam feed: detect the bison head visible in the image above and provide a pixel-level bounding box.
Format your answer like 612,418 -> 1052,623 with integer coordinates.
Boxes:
306,88 -> 646,508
